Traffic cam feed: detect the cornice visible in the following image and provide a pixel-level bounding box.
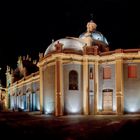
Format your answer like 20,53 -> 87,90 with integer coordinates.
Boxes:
37,51 -> 140,68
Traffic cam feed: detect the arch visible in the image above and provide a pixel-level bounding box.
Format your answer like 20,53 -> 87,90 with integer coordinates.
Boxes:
69,70 -> 78,90
18,90 -> 21,96
26,88 -> 32,93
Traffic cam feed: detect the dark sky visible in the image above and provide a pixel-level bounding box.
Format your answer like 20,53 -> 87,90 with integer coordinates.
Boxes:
0,0 -> 139,85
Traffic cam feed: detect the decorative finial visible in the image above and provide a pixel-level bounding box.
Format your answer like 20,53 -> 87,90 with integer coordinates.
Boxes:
17,56 -> 22,66
26,54 -> 29,60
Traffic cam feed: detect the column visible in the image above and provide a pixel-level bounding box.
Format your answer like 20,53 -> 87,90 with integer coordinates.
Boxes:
5,89 -> 8,110
39,66 -> 44,113
83,56 -> 89,115
94,60 -> 99,114
55,57 -> 63,116
115,58 -> 124,115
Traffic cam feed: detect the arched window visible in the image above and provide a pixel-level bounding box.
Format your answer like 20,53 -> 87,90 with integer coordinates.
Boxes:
69,70 -> 78,90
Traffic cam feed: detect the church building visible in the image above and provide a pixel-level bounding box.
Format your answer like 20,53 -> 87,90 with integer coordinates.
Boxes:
6,20 -> 140,116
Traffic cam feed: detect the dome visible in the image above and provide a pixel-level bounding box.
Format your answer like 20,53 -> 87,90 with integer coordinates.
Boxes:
44,38 -> 86,56
44,20 -> 109,56
79,31 -> 108,45
79,20 -> 108,45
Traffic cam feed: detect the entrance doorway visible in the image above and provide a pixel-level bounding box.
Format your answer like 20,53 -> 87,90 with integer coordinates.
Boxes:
103,89 -> 113,111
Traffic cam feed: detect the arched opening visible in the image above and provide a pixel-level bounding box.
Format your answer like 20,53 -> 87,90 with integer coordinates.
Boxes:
26,88 -> 32,111
69,70 -> 78,90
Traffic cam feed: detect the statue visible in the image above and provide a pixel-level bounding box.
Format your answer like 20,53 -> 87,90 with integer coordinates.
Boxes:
80,20 -> 97,46
6,65 -> 10,73
86,20 -> 97,33
39,52 -> 44,60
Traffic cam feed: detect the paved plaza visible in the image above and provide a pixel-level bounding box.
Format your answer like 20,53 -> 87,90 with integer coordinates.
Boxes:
0,111 -> 140,139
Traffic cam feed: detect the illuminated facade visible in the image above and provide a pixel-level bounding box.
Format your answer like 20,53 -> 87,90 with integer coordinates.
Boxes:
6,20 -> 140,116
0,86 -> 7,111
6,57 -> 40,112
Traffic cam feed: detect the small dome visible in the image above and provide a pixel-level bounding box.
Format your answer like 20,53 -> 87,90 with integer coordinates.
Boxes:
79,31 -> 108,45
44,38 -> 86,56
79,20 -> 108,45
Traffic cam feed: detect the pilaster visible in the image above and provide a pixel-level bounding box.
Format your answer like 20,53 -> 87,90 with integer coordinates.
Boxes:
39,66 -> 44,113
55,57 -> 63,116
94,60 -> 99,114
115,58 -> 124,115
83,56 -> 89,115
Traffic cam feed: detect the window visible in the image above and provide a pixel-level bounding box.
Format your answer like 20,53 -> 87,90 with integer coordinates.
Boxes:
69,70 -> 78,90
128,65 -> 137,78
89,67 -> 94,79
103,66 -> 111,79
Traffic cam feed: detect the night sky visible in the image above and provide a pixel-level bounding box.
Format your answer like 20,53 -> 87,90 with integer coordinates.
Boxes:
0,0 -> 139,85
